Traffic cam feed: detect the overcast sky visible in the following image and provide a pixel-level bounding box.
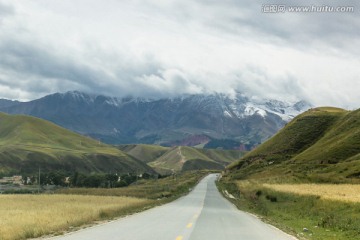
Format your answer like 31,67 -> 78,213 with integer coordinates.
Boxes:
0,0 -> 359,108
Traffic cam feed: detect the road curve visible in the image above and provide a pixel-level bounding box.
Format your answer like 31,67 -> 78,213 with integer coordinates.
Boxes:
49,174 -> 295,240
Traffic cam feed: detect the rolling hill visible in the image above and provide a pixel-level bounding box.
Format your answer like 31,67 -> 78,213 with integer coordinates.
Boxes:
0,113 -> 154,177
227,107 -> 360,183
118,144 -> 244,174
117,144 -> 169,163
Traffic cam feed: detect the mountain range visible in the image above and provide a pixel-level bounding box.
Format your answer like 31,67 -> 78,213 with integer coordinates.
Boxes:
0,91 -> 311,150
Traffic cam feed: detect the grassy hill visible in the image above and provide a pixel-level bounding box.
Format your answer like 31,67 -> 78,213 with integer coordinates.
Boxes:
117,144 -> 169,163
0,113 -> 154,176
149,146 -> 215,172
227,107 -> 360,183
197,148 -> 243,164
118,144 -> 244,173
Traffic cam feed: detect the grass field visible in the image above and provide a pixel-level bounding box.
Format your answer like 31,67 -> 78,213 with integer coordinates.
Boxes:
218,179 -> 360,239
0,195 -> 151,240
0,171 -> 209,240
263,183 -> 360,203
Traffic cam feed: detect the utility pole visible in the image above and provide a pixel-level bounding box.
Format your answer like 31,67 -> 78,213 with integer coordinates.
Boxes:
38,167 -> 41,194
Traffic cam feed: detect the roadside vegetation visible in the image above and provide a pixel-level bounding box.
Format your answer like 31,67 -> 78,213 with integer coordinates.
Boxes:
57,170 -> 210,199
0,171 -> 210,240
218,179 -> 360,240
0,171 -> 158,194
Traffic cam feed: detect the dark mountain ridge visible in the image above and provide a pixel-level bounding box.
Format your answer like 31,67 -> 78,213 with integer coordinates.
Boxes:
0,91 -> 311,149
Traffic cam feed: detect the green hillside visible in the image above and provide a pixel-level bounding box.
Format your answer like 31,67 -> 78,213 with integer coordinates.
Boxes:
227,107 -> 360,183
149,146 -> 212,172
117,144 -> 169,163
197,149 -> 243,164
182,159 -> 224,171
144,146 -> 243,173
0,113 -> 153,176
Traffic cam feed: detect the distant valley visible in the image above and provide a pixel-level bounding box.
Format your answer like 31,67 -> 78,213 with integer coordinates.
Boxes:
118,144 -> 244,174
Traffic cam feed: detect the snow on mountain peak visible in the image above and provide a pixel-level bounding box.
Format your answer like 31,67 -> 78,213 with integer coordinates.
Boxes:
61,91 -> 96,104
60,91 -> 310,122
244,104 -> 268,118
222,95 -> 311,121
105,98 -> 121,107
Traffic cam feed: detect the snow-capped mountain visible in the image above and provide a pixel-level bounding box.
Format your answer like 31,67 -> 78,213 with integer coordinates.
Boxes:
0,91 -> 311,149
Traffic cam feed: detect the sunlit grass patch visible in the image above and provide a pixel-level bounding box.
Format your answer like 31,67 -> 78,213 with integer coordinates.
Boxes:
263,183 -> 360,203
0,194 -> 151,240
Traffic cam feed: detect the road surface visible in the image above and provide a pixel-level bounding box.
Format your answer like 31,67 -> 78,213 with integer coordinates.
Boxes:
49,174 -> 295,240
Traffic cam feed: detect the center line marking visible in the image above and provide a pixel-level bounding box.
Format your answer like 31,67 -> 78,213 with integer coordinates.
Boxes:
186,223 -> 193,228
176,236 -> 183,240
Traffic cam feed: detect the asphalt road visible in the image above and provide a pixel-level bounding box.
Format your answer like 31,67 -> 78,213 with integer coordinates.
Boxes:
50,174 -> 295,240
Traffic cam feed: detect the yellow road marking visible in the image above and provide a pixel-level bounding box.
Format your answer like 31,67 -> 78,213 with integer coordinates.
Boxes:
176,236 -> 183,240
186,223 -> 193,228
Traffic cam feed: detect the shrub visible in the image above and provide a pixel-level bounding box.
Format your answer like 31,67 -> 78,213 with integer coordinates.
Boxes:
266,194 -> 277,202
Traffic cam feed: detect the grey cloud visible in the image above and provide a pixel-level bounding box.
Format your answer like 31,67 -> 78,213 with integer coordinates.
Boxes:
231,65 -> 309,103
0,37 -> 177,99
132,68 -> 205,98
0,1 -> 14,23
0,34 -> 196,100
137,0 -> 360,55
0,0 -> 358,108
0,40 -> 105,88
177,0 -> 360,54
0,1 -> 14,15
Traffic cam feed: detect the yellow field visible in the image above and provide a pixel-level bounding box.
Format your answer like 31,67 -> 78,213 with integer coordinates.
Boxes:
262,183 -> 360,203
0,194 -> 151,240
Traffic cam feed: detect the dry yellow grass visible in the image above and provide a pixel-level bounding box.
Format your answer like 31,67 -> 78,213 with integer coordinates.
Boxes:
262,183 -> 360,203
0,194 -> 151,240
